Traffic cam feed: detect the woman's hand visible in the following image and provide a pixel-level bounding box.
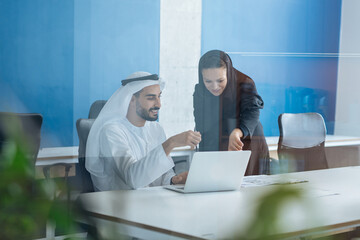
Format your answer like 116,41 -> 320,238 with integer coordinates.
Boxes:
228,128 -> 244,151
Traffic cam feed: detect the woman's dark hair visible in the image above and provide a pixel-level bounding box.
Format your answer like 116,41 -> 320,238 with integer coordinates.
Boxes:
198,50 -> 241,99
199,54 -> 227,70
198,50 -> 233,88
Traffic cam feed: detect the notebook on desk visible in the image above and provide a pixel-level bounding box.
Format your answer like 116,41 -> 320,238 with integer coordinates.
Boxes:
164,151 -> 251,193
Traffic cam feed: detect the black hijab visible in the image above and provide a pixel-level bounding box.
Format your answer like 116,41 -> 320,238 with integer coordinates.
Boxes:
197,50 -> 238,100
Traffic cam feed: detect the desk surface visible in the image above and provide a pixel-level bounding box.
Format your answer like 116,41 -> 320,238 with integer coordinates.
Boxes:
266,135 -> 360,151
36,135 -> 360,166
79,166 -> 360,239
36,146 -> 193,166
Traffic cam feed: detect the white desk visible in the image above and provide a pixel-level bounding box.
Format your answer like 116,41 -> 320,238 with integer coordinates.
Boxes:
36,135 -> 360,165
36,146 -> 193,166
79,166 -> 360,239
266,135 -> 360,151
35,146 -> 194,178
36,146 -> 78,166
35,135 -> 360,177
266,135 -> 360,167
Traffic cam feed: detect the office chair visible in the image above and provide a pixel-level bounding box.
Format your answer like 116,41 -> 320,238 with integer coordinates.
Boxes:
76,118 -> 95,193
88,100 -> 107,119
74,100 -> 107,192
0,112 -> 43,165
277,112 -> 328,173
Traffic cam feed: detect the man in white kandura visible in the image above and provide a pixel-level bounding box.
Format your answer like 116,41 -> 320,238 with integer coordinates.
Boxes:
86,71 -> 201,191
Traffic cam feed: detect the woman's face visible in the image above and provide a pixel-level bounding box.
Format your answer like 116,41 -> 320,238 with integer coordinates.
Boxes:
202,67 -> 228,96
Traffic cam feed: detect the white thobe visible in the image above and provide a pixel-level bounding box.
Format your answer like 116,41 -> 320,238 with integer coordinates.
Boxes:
90,118 -> 175,191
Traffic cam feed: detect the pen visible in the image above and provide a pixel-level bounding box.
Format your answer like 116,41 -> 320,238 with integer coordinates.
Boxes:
194,127 -> 199,152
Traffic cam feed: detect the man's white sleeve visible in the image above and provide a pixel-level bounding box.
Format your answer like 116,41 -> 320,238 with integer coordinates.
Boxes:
149,165 -> 176,187
162,167 -> 176,185
100,125 -> 174,189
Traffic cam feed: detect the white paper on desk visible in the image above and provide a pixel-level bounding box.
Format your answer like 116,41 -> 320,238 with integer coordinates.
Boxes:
241,175 -> 308,188
295,186 -> 340,198
241,176 -> 339,198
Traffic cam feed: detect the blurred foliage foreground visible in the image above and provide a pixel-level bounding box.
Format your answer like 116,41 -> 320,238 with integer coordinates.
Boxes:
0,121 -> 78,239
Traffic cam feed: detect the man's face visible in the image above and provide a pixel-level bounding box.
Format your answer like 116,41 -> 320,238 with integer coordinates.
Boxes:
135,85 -> 162,121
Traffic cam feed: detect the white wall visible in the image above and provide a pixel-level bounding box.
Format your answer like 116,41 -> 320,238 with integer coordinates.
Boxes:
335,0 -> 360,136
159,0 -> 202,138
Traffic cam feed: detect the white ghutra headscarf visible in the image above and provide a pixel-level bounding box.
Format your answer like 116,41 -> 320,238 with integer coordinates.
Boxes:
85,71 -> 165,177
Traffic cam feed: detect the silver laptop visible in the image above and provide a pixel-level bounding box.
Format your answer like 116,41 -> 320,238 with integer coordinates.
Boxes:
164,151 -> 251,193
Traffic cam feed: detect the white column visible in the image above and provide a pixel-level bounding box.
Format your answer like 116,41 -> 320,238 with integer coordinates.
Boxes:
159,0 -> 202,137
335,0 -> 360,136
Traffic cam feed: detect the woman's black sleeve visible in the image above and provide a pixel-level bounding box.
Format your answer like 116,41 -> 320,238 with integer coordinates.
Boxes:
238,82 -> 264,138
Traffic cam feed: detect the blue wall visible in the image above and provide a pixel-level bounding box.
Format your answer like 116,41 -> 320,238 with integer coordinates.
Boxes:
0,0 -> 75,147
201,0 -> 342,135
73,0 -> 160,145
1,0 -> 342,146
0,0 -> 160,147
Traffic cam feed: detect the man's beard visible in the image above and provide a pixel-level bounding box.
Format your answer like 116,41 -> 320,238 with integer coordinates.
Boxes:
136,101 -> 159,121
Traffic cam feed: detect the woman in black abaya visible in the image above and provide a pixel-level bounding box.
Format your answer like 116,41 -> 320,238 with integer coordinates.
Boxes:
193,50 -> 269,175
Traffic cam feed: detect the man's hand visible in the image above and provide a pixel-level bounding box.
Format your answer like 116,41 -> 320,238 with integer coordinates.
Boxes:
171,171 -> 188,185
171,130 -> 202,148
228,128 -> 244,151
163,130 -> 201,155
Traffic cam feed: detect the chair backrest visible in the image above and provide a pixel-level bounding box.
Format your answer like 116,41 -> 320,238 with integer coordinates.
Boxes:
277,112 -> 328,172
88,100 -> 107,119
76,118 -> 95,192
0,112 -> 43,164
